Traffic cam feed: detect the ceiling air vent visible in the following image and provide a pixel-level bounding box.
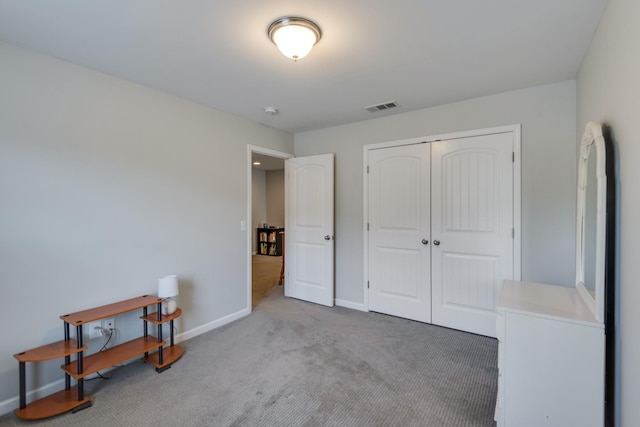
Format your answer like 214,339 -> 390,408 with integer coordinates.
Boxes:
365,101 -> 399,113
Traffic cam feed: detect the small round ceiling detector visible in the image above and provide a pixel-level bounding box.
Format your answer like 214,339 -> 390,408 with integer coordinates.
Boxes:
264,106 -> 279,115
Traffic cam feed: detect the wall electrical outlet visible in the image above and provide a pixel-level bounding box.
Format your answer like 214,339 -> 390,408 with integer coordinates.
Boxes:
102,318 -> 115,333
87,321 -> 102,339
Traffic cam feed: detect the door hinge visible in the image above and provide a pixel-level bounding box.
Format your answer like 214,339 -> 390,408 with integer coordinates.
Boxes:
512,228 -> 515,238
367,223 -> 370,231
367,281 -> 370,289
512,152 -> 515,163
366,165 -> 369,174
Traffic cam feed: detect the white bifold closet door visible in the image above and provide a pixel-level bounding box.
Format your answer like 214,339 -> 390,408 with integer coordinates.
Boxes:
368,143 -> 432,322
430,134 -> 514,336
368,133 -> 514,337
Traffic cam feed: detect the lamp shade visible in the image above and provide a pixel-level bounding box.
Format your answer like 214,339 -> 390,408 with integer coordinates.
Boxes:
268,17 -> 321,61
158,275 -> 179,299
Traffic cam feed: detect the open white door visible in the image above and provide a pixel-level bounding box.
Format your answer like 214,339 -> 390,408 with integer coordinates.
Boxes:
285,154 -> 335,307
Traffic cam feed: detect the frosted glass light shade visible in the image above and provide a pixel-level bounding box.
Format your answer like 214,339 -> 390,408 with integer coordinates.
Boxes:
268,17 -> 321,61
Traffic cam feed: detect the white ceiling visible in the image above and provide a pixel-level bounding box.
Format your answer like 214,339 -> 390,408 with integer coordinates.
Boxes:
0,1 -> 608,134
252,153 -> 285,171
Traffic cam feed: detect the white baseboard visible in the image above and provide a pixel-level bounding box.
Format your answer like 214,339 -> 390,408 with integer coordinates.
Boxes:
335,299 -> 367,312
0,366 -> 124,417
174,306 -> 250,343
0,307 -> 251,417
0,378 -> 64,417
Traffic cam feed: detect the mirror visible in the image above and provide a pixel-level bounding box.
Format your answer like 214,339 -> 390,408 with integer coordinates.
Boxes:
575,122 -> 615,427
575,122 -> 609,322
583,146 -> 597,297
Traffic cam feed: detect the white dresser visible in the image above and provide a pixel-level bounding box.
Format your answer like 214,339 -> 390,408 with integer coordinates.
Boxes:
495,280 -> 604,427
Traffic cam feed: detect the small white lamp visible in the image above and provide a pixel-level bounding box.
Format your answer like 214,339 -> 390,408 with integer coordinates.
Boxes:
158,275 -> 179,315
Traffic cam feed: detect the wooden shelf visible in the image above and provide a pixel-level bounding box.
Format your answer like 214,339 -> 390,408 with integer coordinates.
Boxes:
60,295 -> 162,325
140,308 -> 182,325
14,339 -> 86,363
16,296 -> 184,420
141,308 -> 184,371
14,387 -> 90,420
61,337 -> 164,379
143,345 -> 185,369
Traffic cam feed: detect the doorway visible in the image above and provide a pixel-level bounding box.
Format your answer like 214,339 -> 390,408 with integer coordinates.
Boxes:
247,146 -> 293,310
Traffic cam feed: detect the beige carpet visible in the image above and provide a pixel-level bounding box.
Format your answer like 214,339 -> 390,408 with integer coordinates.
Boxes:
0,283 -> 498,426
252,254 -> 282,308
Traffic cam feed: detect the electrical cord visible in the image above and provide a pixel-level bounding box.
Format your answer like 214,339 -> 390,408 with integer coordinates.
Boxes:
98,327 -> 114,352
86,327 -> 114,381
88,371 -> 110,380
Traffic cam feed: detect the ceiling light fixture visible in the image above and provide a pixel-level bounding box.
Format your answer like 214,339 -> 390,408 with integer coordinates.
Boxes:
268,16 -> 321,61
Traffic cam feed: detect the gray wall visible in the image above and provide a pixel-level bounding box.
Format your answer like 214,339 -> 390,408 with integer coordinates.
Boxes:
294,81 -> 577,305
252,170 -> 267,252
577,1 -> 640,424
266,169 -> 285,228
0,42 -> 293,405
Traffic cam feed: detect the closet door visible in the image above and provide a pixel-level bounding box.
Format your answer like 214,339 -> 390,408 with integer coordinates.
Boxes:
368,143 -> 431,322
430,133 -> 514,337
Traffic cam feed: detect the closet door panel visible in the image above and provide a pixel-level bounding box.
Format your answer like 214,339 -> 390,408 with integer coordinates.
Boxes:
368,143 -> 431,322
431,133 -> 514,337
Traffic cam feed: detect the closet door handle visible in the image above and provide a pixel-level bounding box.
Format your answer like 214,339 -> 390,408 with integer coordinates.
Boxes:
433,240 -> 441,246
421,239 -> 429,245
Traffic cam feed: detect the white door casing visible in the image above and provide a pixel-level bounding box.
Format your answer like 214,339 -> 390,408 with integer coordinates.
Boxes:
247,145 -> 293,312
368,143 -> 431,322
285,154 -> 335,307
431,133 -> 514,337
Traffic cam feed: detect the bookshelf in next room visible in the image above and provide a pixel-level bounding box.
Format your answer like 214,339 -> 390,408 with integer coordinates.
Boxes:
257,227 -> 284,256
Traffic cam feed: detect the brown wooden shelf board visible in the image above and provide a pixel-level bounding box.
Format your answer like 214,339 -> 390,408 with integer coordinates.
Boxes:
140,308 -> 182,325
61,336 -> 164,379
14,387 -> 90,420
143,345 -> 185,369
14,340 -> 87,363
61,295 -> 163,325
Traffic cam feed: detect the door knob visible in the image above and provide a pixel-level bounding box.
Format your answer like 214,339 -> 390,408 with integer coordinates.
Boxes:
421,239 -> 429,245
433,240 -> 441,246
324,235 -> 332,240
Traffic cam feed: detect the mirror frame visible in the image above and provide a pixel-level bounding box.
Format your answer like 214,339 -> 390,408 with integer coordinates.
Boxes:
575,121 -> 608,322
575,122 -> 615,427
